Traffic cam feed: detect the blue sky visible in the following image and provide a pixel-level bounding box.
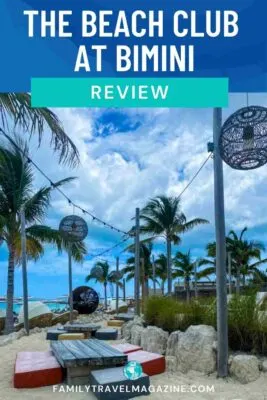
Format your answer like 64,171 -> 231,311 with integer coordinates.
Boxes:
1,94 -> 267,300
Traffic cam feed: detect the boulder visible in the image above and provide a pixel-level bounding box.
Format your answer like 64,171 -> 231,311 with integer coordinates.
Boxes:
176,325 -> 217,374
166,331 -> 180,356
165,356 -> 177,373
16,328 -> 27,339
140,326 -> 169,355
0,336 -> 13,346
52,310 -> 78,325
121,316 -> 143,341
262,359 -> 267,372
131,325 -> 146,346
230,355 -> 260,384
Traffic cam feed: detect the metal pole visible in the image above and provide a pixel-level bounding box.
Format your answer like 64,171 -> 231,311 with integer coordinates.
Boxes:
68,246 -> 73,324
213,108 -> 228,377
20,206 -> 29,335
194,261 -> 198,298
228,252 -> 232,295
152,255 -> 156,295
116,257 -> 119,314
134,208 -> 140,315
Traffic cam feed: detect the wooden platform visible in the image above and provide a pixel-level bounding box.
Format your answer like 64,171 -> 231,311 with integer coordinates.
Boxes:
51,339 -> 127,385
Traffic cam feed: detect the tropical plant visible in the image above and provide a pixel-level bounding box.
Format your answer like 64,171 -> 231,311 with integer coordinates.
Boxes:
140,196 -> 209,295
122,243 -> 156,301
0,138 -> 86,333
154,254 -> 168,295
206,227 -> 267,294
0,93 -> 79,165
173,250 -> 214,302
85,261 -> 122,309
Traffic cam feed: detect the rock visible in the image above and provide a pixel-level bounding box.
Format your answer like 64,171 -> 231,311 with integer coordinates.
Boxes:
230,355 -> 260,384
212,341 -> 217,352
166,331 -> 180,356
176,325 -> 217,374
131,325 -> 146,346
141,326 -> 169,355
0,336 -> 13,346
165,356 -> 177,373
121,316 -> 143,341
262,360 -> 267,372
16,328 -> 27,339
228,355 -> 234,366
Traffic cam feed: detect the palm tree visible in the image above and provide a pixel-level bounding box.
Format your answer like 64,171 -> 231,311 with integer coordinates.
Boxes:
173,250 -> 214,302
140,195 -> 209,295
122,243 -> 155,301
85,261 -> 121,309
154,254 -> 168,295
206,228 -> 267,294
0,139 -> 86,333
228,228 -> 267,293
0,93 -> 79,165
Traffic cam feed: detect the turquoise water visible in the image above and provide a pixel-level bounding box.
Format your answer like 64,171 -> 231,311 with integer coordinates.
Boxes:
0,302 -> 68,314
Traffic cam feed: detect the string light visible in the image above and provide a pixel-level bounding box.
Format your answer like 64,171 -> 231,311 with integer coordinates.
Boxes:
0,128 -> 129,235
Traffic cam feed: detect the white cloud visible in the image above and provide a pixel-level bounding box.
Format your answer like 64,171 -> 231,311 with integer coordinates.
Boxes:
3,94 -> 267,298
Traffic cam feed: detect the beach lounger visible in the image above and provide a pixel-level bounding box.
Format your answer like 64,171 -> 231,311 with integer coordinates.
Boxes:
111,343 -> 142,354
89,366 -> 150,400
46,328 -> 67,340
58,332 -> 85,340
14,351 -> 63,388
127,350 -> 165,376
107,319 -> 124,327
95,328 -> 118,340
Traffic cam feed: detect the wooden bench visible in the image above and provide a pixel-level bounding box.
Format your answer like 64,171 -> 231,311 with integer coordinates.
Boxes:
51,339 -> 127,385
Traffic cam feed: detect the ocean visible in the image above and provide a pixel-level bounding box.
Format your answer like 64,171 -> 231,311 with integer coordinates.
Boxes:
0,301 -> 68,314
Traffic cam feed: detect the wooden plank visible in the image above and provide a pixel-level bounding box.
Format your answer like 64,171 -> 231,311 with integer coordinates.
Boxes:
74,340 -> 103,366
64,323 -> 101,332
61,340 -> 100,367
86,339 -> 127,366
51,341 -> 77,368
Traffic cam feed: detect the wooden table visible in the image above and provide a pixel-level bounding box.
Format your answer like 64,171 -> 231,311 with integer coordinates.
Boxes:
64,323 -> 101,338
51,339 -> 127,385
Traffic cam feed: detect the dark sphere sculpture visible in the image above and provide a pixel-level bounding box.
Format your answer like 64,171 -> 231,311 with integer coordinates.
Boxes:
219,106 -> 267,170
71,286 -> 99,314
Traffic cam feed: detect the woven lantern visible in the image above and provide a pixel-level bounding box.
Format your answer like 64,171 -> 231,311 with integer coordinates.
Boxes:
219,106 -> 267,170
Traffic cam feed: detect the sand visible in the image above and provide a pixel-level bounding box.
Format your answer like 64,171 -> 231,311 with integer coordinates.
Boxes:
0,331 -> 267,400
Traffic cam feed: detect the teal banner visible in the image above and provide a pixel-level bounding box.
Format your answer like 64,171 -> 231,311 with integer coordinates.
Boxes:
31,78 -> 228,108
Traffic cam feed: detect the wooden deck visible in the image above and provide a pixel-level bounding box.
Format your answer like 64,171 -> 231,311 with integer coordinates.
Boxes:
51,339 -> 127,385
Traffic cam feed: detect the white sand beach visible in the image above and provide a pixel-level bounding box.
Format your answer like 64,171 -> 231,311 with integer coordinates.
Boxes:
0,331 -> 267,400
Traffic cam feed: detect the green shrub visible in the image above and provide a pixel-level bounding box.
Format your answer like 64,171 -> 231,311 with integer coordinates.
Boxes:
144,296 -> 216,332
228,293 -> 267,354
144,293 -> 267,355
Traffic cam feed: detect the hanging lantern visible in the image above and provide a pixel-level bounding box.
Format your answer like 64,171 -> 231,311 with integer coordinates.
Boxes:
219,106 -> 267,170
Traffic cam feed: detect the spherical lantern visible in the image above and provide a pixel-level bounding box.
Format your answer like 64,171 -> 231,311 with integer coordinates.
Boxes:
72,286 -> 99,314
219,106 -> 267,170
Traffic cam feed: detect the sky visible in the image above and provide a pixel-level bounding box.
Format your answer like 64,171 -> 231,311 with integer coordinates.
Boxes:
1,93 -> 267,300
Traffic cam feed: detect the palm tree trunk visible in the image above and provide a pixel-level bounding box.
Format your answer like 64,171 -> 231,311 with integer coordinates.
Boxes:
161,281 -> 165,296
104,283 -> 108,310
145,278 -> 149,298
186,281 -> 190,303
5,244 -> 15,333
236,266 -> 241,295
242,274 -> 246,287
166,237 -> 172,296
